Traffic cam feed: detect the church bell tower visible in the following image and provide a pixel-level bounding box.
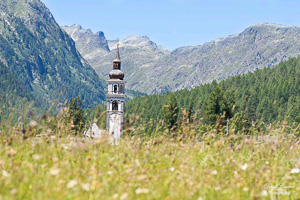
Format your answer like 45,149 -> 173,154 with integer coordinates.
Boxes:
106,44 -> 125,142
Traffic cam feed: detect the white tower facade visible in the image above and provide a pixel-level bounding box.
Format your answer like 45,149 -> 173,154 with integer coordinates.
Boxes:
106,44 -> 125,142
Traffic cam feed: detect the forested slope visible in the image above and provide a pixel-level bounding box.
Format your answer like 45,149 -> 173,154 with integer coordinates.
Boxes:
0,60 -> 33,101
0,0 -> 106,108
125,57 -> 300,126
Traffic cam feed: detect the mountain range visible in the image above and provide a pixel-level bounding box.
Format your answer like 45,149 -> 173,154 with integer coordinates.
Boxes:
1,0 -> 300,110
0,0 -> 106,108
63,23 -> 300,94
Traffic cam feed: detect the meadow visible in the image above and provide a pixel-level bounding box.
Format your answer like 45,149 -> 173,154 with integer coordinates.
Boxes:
0,118 -> 299,200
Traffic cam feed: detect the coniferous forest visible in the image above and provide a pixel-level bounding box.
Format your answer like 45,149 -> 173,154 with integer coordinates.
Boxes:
124,56 -> 300,127
84,56 -> 300,137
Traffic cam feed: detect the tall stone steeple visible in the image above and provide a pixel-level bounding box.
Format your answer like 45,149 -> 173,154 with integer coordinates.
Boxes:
106,44 -> 125,143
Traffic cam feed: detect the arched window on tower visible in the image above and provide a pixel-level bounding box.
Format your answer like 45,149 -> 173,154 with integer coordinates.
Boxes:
112,100 -> 118,111
114,85 -> 118,94
119,84 -> 124,94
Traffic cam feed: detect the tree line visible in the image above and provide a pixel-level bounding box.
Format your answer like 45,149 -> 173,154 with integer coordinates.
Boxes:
4,56 -> 298,135
122,56 -> 300,132
43,56 -> 300,135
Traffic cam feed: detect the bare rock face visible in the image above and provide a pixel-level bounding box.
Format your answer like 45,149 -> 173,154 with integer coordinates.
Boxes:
64,23 -> 300,94
62,25 -> 109,59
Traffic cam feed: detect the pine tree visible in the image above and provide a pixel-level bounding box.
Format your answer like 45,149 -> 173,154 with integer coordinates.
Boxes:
68,97 -> 86,135
221,89 -> 236,119
204,87 -> 224,124
187,100 -> 194,123
164,93 -> 179,131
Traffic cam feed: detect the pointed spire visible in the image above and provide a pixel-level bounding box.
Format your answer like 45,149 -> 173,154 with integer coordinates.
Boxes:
110,42 -> 124,79
114,43 -> 121,61
113,43 -> 121,70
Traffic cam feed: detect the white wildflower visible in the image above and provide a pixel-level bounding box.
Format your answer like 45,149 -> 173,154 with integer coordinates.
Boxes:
137,175 -> 147,180
2,170 -> 10,177
107,171 -> 113,175
241,164 -> 248,170
135,188 -> 149,194
50,168 -> 60,176
67,180 -> 78,188
10,188 -> 17,195
211,170 -> 218,175
169,167 -> 175,171
291,168 -> 299,174
120,193 -> 128,200
52,157 -> 59,162
32,154 -> 40,160
112,193 -> 119,199
81,183 -> 90,191
261,190 -> 268,196
29,120 -> 37,128
135,159 -> 140,166
215,186 -> 221,191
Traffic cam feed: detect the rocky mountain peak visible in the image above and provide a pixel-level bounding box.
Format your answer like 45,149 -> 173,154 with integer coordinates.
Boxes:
251,23 -> 292,28
62,25 -> 110,54
72,24 -> 83,30
243,23 -> 300,34
109,35 -> 164,51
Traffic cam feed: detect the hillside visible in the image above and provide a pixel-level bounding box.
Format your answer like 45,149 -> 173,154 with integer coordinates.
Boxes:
0,60 -> 33,101
0,0 -> 106,107
64,23 -> 300,94
125,56 -> 300,127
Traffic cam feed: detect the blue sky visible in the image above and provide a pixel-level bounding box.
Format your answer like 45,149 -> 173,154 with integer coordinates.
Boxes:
42,0 -> 300,50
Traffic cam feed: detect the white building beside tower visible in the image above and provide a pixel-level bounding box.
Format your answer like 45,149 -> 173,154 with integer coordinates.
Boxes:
106,44 -> 125,142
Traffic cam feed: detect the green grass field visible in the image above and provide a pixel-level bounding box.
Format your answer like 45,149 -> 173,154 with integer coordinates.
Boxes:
0,124 -> 299,200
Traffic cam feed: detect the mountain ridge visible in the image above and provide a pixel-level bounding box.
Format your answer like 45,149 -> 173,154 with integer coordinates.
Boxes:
62,24 -> 170,89
63,22 -> 300,94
